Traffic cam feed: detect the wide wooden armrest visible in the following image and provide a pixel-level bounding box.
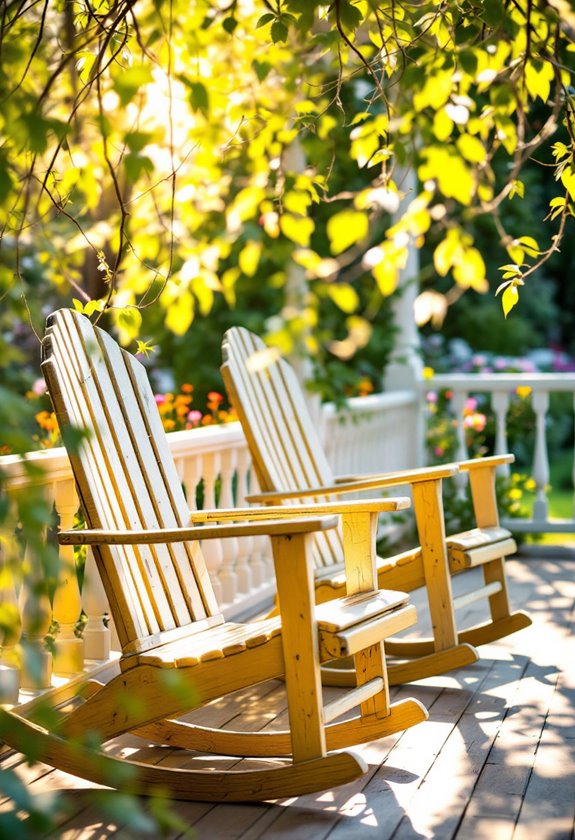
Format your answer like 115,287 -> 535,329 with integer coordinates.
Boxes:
456,454 -> 515,471
246,464 -> 459,504
58,515 -> 339,546
190,497 -> 411,524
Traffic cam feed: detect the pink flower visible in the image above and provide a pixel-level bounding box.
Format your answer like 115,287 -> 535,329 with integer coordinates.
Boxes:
32,377 -> 47,396
154,394 -> 166,405
426,391 -> 438,403
187,410 -> 203,427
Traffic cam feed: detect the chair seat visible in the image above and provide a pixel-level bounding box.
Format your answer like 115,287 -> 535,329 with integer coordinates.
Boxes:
447,527 -> 517,571
315,589 -> 410,632
138,616 -> 283,667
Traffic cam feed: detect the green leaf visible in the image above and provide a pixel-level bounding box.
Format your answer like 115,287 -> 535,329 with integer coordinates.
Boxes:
188,81 -> 209,115
509,180 -> 525,199
0,158 -> 13,203
238,240 -> 262,277
501,284 -> 519,318
327,284 -> 360,313
253,60 -> 272,81
561,168 -> 575,201
124,131 -> 154,153
113,65 -> 153,106
166,290 -> 194,335
516,236 -> 540,257
115,307 -> 143,343
327,210 -> 368,255
336,0 -> 363,31
456,134 -> 486,164
482,0 -> 505,26
271,19 -> 289,42
280,214 -> 315,246
256,13 -> 275,27
222,16 -> 237,33
124,153 -> 154,183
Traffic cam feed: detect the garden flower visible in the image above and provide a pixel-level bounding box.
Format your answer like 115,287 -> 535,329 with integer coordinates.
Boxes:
187,410 -> 203,427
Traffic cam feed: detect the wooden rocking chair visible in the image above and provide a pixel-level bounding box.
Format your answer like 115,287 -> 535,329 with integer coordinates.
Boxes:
0,309 -> 428,802
218,327 -> 532,686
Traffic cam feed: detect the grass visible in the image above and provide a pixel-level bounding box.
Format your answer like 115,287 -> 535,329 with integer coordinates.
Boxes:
523,454 -> 575,545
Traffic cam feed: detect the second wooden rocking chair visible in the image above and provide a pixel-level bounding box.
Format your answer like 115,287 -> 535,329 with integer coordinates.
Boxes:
219,326 -> 532,686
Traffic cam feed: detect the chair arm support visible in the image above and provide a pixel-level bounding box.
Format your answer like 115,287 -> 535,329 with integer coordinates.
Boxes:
58,515 -> 339,545
246,465 -> 459,503
190,497 -> 411,524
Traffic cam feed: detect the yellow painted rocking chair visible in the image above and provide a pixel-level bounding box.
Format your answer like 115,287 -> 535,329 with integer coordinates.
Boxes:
218,327 -> 532,686
0,309 -> 428,802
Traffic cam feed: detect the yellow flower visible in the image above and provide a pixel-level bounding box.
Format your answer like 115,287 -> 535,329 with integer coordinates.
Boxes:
423,366 -> 435,380
516,385 -> 532,398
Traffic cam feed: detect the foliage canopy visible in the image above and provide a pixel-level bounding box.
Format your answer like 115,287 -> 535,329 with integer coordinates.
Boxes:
1,0 -> 574,353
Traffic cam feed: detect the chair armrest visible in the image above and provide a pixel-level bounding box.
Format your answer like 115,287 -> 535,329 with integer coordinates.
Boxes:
456,454 -> 515,471
58,515 -> 339,546
246,464 -> 459,504
190,497 -> 411,524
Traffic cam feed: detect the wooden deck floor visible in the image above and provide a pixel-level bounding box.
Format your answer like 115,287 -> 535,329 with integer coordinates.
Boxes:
5,556 -> 575,839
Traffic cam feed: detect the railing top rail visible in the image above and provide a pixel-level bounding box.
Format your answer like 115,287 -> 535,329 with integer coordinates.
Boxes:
428,372 -> 575,392
322,390 -> 418,419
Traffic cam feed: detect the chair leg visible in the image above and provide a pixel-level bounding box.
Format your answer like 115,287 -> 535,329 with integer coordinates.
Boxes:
412,479 -> 459,652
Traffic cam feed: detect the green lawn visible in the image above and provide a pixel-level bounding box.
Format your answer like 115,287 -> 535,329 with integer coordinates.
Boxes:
523,455 -> 575,545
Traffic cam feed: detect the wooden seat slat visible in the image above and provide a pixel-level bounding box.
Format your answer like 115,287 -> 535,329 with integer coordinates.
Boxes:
137,617 -> 283,667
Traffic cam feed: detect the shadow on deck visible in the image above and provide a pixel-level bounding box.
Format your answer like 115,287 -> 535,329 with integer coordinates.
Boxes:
3,556 -> 574,840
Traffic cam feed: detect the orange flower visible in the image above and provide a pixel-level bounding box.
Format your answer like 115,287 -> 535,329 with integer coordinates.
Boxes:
35,410 -> 57,432
163,418 -> 176,431
181,383 -> 194,394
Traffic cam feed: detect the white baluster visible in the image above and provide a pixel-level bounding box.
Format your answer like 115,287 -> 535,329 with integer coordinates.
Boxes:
181,451 -> 202,513
18,486 -> 53,691
234,446 -> 254,592
201,451 -> 223,602
492,391 -> 511,478
532,389 -> 550,523
249,471 -> 274,584
82,547 -> 112,660
52,479 -> 84,675
450,389 -> 469,496
218,448 -> 238,606
0,501 -> 22,704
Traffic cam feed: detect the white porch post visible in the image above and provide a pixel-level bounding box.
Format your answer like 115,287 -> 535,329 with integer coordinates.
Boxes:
282,136 -> 322,427
383,168 -> 424,466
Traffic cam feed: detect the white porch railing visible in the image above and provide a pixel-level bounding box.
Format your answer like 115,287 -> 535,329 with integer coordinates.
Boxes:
0,391 -> 417,701
429,373 -> 575,534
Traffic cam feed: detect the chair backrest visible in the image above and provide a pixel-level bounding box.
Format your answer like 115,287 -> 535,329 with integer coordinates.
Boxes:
42,309 -> 222,655
221,326 -> 344,570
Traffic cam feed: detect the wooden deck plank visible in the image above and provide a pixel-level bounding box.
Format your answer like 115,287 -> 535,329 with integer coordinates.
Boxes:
4,556 -> 575,839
